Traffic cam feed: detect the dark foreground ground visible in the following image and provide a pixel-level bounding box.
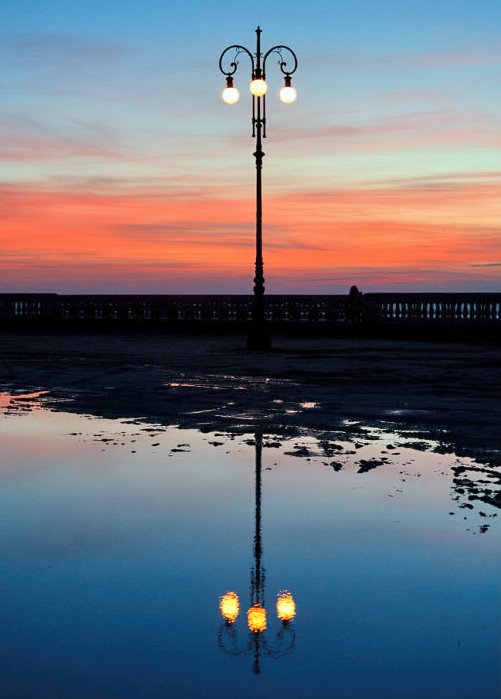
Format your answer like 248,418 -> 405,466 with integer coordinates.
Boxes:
0,331 -> 499,469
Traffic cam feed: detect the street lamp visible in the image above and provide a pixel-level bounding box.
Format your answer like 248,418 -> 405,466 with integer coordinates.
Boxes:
219,27 -> 298,350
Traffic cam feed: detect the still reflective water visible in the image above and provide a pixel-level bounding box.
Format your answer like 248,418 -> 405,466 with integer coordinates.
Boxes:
1,393 -> 499,698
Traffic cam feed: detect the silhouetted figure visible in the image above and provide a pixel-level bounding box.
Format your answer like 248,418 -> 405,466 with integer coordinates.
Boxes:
346,285 -> 363,322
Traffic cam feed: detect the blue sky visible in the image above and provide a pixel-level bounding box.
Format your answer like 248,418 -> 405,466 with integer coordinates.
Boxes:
1,0 -> 500,293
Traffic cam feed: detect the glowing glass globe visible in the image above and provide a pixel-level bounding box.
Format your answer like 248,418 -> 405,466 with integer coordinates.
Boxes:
222,86 -> 240,105
250,78 -> 268,97
279,85 -> 297,104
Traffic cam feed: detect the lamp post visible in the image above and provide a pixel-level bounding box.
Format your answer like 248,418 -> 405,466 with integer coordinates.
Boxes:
219,27 -> 298,350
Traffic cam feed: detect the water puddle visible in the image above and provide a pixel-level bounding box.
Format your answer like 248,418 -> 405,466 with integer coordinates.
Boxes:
0,395 -> 499,698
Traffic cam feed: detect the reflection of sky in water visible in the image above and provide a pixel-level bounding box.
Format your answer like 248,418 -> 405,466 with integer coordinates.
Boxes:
0,398 -> 499,699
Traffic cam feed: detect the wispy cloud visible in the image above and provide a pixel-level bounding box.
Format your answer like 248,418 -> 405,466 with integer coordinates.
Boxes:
275,109 -> 500,151
0,115 -> 125,162
1,176 -> 499,293
313,46 -> 501,76
0,32 -> 127,82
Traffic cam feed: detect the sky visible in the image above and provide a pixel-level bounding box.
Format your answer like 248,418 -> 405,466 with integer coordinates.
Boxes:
1,0 -> 500,294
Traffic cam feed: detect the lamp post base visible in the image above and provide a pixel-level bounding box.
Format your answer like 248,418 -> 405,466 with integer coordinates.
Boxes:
247,323 -> 271,350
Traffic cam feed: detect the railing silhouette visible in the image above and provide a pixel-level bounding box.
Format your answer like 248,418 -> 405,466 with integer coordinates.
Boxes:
1,293 -> 499,327
364,293 -> 500,323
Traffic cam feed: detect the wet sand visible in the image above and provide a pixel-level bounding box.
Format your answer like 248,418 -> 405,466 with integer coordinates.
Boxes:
1,331 -> 499,468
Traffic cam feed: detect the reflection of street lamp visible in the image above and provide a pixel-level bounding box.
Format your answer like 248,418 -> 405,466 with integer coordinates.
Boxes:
218,433 -> 297,674
219,27 -> 298,350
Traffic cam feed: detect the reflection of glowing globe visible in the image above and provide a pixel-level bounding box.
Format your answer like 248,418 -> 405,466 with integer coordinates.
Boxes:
277,591 -> 296,621
220,591 -> 239,623
247,604 -> 267,633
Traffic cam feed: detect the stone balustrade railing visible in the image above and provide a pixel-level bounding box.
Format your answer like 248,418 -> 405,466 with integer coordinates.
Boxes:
1,292 -> 499,325
364,293 -> 500,323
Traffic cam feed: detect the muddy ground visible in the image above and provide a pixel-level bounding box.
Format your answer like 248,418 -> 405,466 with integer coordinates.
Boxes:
1,331 -> 499,469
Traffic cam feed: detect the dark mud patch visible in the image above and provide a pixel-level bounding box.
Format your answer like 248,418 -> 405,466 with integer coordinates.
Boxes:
0,332 -> 499,468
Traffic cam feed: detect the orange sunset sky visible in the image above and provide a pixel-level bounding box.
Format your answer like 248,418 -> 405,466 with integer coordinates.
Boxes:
1,0 -> 500,294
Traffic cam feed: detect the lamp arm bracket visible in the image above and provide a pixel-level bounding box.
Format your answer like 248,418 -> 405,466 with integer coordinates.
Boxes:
259,627 -> 297,657
262,45 -> 298,77
217,628 -> 254,655
219,45 -> 255,77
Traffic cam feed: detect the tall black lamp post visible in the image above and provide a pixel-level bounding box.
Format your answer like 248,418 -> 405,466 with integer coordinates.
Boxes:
219,27 -> 298,350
